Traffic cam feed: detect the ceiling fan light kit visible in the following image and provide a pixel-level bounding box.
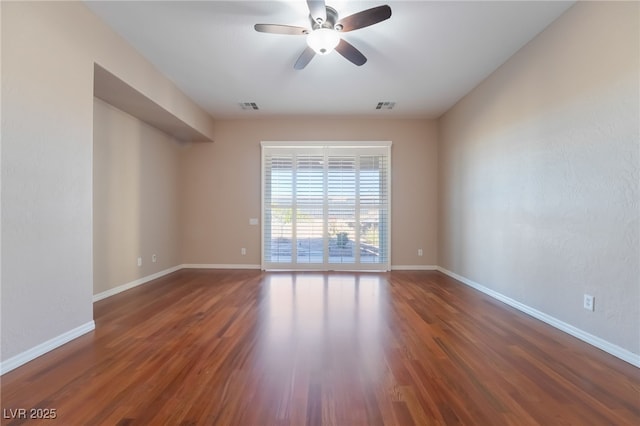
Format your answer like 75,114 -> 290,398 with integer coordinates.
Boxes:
307,28 -> 340,55
254,0 -> 391,69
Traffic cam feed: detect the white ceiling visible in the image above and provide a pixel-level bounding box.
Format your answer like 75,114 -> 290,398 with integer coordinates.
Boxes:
86,0 -> 574,119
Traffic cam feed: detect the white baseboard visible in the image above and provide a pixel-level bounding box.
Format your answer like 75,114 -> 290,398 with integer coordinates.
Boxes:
391,265 -> 438,271
188,264 -> 438,272
93,265 -> 183,302
436,267 -> 640,368
0,321 -> 95,375
181,264 -> 261,270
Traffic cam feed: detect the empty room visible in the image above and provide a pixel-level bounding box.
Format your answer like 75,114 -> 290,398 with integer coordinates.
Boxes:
1,1 -> 639,425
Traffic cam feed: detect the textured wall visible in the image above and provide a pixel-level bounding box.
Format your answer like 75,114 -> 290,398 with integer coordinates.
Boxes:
2,1 -> 95,362
438,1 -> 639,355
1,2 -> 215,363
180,118 -> 438,268
93,99 -> 184,295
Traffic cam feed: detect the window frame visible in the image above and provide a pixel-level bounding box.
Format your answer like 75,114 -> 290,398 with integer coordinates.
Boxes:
261,141 -> 392,271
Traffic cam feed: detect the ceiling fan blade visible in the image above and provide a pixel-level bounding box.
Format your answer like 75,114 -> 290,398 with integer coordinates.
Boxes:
307,0 -> 326,23
254,24 -> 309,35
335,39 -> 367,66
336,5 -> 392,32
294,46 -> 316,70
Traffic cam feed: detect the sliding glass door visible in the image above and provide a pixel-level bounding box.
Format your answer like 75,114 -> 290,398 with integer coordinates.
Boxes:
262,142 -> 391,271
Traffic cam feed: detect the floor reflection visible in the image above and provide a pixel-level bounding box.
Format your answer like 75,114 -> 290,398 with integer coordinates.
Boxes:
255,273 -> 390,392
263,273 -> 387,340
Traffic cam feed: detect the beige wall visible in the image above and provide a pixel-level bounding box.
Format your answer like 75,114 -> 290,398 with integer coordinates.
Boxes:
93,98 -> 184,295
438,1 -> 639,356
1,1 -> 215,364
181,118 -> 438,268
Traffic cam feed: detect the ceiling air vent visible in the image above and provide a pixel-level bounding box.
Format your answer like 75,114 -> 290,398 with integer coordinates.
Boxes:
240,102 -> 259,111
376,101 -> 396,110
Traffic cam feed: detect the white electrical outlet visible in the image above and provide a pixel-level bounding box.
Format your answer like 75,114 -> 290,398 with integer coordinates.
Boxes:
418,248 -> 423,256
249,218 -> 259,226
583,294 -> 595,311
137,257 -> 142,267
241,248 -> 247,256
152,254 -> 157,263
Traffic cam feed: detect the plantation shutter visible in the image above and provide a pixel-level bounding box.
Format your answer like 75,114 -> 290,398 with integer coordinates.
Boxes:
262,142 -> 391,271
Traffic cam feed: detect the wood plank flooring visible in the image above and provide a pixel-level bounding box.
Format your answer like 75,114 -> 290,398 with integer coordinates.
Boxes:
1,270 -> 639,425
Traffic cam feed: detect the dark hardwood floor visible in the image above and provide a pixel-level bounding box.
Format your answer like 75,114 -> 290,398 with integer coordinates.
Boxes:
1,269 -> 639,425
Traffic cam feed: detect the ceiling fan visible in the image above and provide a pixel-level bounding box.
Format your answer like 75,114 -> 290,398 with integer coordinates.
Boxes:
254,0 -> 392,69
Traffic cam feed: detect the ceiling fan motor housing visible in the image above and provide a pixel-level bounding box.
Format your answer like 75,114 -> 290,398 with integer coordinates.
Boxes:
311,6 -> 339,30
